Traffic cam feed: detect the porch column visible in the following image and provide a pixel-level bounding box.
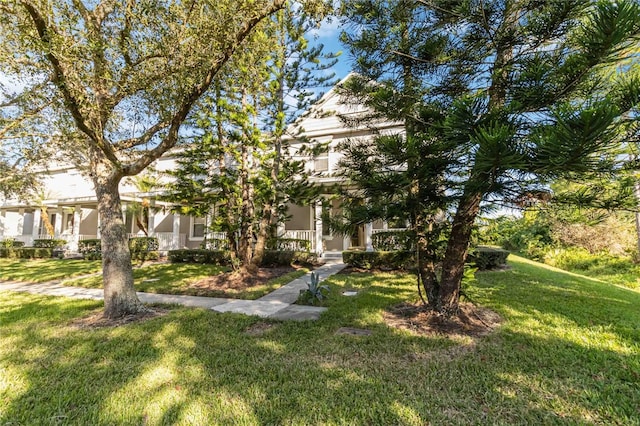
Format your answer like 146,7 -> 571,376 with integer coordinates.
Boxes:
71,205 -> 81,251
276,222 -> 286,238
96,211 -> 101,239
343,234 -> 350,251
121,203 -> 128,232
172,212 -> 181,250
32,208 -> 41,240
17,209 -> 24,236
54,207 -> 63,236
365,222 -> 374,252
147,201 -> 156,236
0,210 -> 5,238
314,201 -> 323,256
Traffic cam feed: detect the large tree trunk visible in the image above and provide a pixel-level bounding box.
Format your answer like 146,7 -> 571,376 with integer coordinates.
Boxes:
439,190 -> 483,314
94,173 -> 145,318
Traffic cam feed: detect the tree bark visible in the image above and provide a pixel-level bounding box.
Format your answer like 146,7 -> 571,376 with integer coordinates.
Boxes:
439,190 -> 483,314
93,170 -> 144,318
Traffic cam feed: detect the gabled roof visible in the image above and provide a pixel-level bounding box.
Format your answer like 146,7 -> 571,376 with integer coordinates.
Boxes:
287,72 -> 401,141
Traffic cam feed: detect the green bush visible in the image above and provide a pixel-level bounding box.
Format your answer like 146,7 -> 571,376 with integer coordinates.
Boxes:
33,239 -> 67,249
267,238 -> 311,252
78,239 -> 102,260
468,246 -> 510,270
342,250 -> 413,270
1,239 -> 25,248
201,238 -> 230,251
0,247 -> 53,259
168,249 -> 230,265
260,250 -> 317,266
371,230 -> 413,251
129,237 -> 160,261
79,237 -> 159,261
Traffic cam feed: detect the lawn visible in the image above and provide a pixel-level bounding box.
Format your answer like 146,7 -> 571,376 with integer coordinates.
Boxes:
0,258 -> 102,282
0,254 -> 638,424
65,263 -> 308,299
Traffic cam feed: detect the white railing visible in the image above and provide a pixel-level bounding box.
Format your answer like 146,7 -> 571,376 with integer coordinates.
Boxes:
128,232 -> 186,251
372,228 -> 408,234
79,234 -> 98,241
153,232 -> 186,251
282,230 -> 316,251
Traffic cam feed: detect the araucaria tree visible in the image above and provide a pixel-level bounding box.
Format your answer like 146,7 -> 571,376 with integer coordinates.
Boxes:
0,0 -> 300,318
167,2 -> 336,272
340,0 -> 640,314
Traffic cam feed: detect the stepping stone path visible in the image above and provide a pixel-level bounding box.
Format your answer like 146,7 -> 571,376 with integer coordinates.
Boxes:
0,261 -> 346,321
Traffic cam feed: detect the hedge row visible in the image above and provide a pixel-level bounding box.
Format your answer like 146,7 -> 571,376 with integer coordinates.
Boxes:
342,247 -> 510,271
468,246 -> 510,270
168,249 -> 316,267
342,250 -> 414,270
78,237 -> 159,261
371,230 -> 413,251
33,239 -> 67,248
0,248 -> 54,259
0,239 -> 25,248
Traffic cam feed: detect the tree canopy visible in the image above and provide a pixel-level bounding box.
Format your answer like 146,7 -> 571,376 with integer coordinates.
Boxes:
0,0 -> 328,317
339,0 -> 640,313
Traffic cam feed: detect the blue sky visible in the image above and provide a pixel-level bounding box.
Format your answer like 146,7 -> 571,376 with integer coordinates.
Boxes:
309,17 -> 352,82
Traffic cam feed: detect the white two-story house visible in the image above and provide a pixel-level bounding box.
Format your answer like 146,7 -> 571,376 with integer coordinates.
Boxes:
0,74 -> 405,257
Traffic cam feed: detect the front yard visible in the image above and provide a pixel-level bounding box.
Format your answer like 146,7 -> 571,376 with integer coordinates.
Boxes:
0,259 -> 307,300
0,254 -> 638,424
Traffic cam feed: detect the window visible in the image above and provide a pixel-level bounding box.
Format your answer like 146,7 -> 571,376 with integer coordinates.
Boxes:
191,216 -> 206,240
314,149 -> 329,172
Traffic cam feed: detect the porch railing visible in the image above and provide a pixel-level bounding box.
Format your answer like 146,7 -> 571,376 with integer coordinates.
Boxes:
282,230 -> 316,252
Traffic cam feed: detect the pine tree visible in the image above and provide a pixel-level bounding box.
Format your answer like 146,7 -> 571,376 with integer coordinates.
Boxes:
340,0 -> 640,314
166,2 -> 337,272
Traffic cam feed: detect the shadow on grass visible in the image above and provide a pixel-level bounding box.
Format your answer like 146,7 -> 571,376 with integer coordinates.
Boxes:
1,258 -> 639,424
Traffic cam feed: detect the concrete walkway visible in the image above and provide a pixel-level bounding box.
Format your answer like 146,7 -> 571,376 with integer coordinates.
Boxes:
0,261 -> 346,321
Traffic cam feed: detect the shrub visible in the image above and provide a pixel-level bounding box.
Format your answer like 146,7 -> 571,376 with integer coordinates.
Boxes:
78,239 -> 102,260
201,238 -> 230,251
260,250 -> 317,267
268,238 -> 311,252
1,239 -> 25,248
33,239 -> 67,249
468,246 -> 510,270
342,250 -> 413,270
298,272 -> 329,305
0,248 -> 53,259
371,230 -> 413,251
129,237 -> 160,261
79,237 -> 160,261
168,249 -> 230,265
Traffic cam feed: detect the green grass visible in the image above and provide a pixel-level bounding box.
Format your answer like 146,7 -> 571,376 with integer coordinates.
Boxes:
0,258 -> 102,282
66,263 -> 308,300
544,248 -> 640,290
1,254 -> 638,424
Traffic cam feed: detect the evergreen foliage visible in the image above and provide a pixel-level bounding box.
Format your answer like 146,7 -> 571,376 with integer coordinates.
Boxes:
165,2 -> 338,271
339,0 -> 640,313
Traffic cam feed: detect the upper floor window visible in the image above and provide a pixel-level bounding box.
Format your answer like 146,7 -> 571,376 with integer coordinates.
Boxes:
314,149 -> 329,173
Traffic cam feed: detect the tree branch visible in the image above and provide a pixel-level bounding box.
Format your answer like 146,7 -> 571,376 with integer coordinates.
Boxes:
122,0 -> 286,176
20,0 -> 121,168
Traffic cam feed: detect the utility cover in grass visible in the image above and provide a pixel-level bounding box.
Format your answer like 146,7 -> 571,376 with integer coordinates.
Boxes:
336,327 -> 372,336
342,291 -> 358,296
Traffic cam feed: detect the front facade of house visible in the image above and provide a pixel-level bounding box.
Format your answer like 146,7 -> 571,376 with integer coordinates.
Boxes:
0,76 -> 405,256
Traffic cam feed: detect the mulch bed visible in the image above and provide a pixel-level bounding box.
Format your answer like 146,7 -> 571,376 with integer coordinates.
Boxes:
70,307 -> 169,329
383,302 -> 502,338
189,266 -> 299,292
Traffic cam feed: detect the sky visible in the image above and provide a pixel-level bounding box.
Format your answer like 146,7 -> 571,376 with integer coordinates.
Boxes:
309,16 -> 353,83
